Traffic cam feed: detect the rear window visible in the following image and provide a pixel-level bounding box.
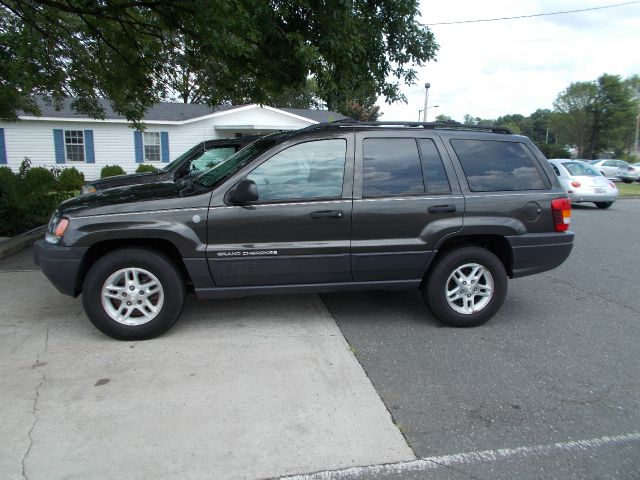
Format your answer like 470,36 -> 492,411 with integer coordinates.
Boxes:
562,162 -> 600,177
451,139 -> 547,192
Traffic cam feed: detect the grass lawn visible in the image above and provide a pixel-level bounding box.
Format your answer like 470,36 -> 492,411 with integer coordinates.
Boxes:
616,182 -> 640,197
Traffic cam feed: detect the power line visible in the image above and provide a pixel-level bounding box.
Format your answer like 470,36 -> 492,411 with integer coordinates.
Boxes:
424,0 -> 640,26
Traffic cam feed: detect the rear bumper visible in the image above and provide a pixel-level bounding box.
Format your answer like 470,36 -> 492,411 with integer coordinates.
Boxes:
33,240 -> 88,297
568,190 -> 617,203
506,232 -> 574,278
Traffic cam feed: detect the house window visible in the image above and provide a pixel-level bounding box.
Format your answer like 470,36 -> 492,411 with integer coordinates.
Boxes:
143,132 -> 161,162
64,130 -> 85,162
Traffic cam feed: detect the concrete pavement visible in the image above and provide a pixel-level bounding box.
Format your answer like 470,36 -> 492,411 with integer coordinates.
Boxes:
0,266 -> 413,479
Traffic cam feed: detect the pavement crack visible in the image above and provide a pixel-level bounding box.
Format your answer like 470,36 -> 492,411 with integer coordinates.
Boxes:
21,326 -> 50,480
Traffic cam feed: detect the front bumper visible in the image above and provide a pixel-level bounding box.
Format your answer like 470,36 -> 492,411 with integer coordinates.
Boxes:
506,232 -> 574,278
33,240 -> 89,297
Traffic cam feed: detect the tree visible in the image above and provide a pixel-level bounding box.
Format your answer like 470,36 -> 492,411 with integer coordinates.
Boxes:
463,114 -> 494,126
0,0 -> 437,124
335,94 -> 381,121
435,114 -> 453,122
552,74 -> 637,158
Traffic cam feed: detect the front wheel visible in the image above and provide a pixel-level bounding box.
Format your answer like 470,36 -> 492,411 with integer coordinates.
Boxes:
595,202 -> 613,209
82,248 -> 186,340
423,247 -> 508,328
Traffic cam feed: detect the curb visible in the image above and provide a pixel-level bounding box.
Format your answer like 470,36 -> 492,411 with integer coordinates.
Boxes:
0,225 -> 46,260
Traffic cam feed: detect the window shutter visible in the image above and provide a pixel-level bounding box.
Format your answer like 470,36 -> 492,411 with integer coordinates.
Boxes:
134,131 -> 143,163
53,129 -> 65,164
0,128 -> 6,164
160,131 -> 170,163
84,130 -> 95,163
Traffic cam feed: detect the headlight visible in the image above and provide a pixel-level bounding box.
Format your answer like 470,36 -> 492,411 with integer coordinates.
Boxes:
81,184 -> 97,195
45,214 -> 70,244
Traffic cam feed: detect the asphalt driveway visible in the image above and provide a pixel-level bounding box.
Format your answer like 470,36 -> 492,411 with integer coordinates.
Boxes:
320,200 -> 640,479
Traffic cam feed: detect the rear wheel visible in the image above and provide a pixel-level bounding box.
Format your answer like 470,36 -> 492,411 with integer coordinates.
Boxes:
82,248 -> 185,340
422,246 -> 507,328
595,202 -> 613,209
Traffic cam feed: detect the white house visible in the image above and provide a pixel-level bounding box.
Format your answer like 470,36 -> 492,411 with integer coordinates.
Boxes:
0,98 -> 347,180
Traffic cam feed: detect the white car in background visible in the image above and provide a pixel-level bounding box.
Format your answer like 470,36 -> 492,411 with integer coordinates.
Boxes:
548,159 -> 618,209
590,159 -> 639,183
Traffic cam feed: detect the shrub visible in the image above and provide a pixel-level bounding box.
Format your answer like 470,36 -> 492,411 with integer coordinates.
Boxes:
136,164 -> 158,174
20,167 -> 56,195
535,142 -> 571,159
0,167 -> 25,235
100,165 -> 126,178
56,167 -> 85,191
18,157 -> 31,179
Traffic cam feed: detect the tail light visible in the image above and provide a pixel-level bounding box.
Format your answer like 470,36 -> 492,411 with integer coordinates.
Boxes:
551,198 -> 571,232
608,181 -> 617,189
570,181 -> 581,188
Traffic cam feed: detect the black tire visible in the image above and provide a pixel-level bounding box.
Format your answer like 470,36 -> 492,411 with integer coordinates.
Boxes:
422,246 -> 507,328
82,248 -> 186,340
622,179 -> 632,184
595,202 -> 613,209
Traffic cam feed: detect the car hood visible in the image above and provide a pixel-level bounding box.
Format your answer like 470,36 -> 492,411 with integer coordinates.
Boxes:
87,171 -> 170,189
59,181 -> 210,217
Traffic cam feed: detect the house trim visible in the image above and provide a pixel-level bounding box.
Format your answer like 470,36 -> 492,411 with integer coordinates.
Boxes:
17,104 -> 320,126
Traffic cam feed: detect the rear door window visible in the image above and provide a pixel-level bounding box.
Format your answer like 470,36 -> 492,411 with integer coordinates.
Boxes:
451,139 -> 548,192
362,138 -> 424,197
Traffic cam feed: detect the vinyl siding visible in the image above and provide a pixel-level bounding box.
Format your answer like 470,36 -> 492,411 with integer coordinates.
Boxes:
0,120 -> 225,180
1,106 -> 314,180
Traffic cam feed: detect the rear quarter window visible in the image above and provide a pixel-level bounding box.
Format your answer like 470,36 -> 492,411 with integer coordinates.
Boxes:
451,139 -> 548,192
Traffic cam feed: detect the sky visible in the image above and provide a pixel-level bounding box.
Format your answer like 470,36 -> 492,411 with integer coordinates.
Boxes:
378,0 -> 640,122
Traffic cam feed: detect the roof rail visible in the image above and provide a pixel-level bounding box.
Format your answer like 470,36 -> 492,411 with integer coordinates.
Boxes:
301,119 -> 513,135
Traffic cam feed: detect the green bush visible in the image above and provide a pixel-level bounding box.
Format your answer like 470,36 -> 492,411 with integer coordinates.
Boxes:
135,164 -> 158,174
0,167 -> 25,235
535,142 -> 571,159
100,165 -> 126,178
20,167 -> 56,195
0,163 -> 82,235
56,167 -> 85,191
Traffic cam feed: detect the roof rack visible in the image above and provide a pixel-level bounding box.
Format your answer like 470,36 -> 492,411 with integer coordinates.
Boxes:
300,120 -> 513,135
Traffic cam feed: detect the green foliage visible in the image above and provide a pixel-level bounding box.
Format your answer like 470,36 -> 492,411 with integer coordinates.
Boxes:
20,167 -> 56,195
18,157 -> 31,179
135,164 -> 158,174
100,165 -> 126,178
0,162 -> 84,235
535,142 -> 571,159
338,96 -> 381,121
0,1 -> 438,124
55,167 -> 85,191
435,114 -> 453,122
0,166 -> 24,234
552,74 -> 638,158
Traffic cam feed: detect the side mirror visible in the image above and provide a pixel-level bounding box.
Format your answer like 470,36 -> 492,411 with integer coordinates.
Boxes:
228,179 -> 258,204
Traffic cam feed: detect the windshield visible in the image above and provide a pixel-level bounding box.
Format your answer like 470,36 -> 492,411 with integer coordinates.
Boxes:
161,145 -> 202,172
192,134 -> 284,188
562,161 -> 600,176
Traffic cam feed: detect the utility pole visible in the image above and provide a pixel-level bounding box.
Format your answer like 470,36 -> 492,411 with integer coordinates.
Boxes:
422,83 -> 431,122
636,111 -> 640,154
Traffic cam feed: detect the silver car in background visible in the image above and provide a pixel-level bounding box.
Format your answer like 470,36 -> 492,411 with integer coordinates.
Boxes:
591,159 -> 640,183
548,159 -> 618,209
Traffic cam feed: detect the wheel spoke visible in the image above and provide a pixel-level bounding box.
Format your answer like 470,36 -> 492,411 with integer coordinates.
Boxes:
477,285 -> 492,297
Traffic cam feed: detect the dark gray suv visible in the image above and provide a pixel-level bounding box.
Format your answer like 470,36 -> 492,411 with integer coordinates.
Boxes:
34,121 -> 574,340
